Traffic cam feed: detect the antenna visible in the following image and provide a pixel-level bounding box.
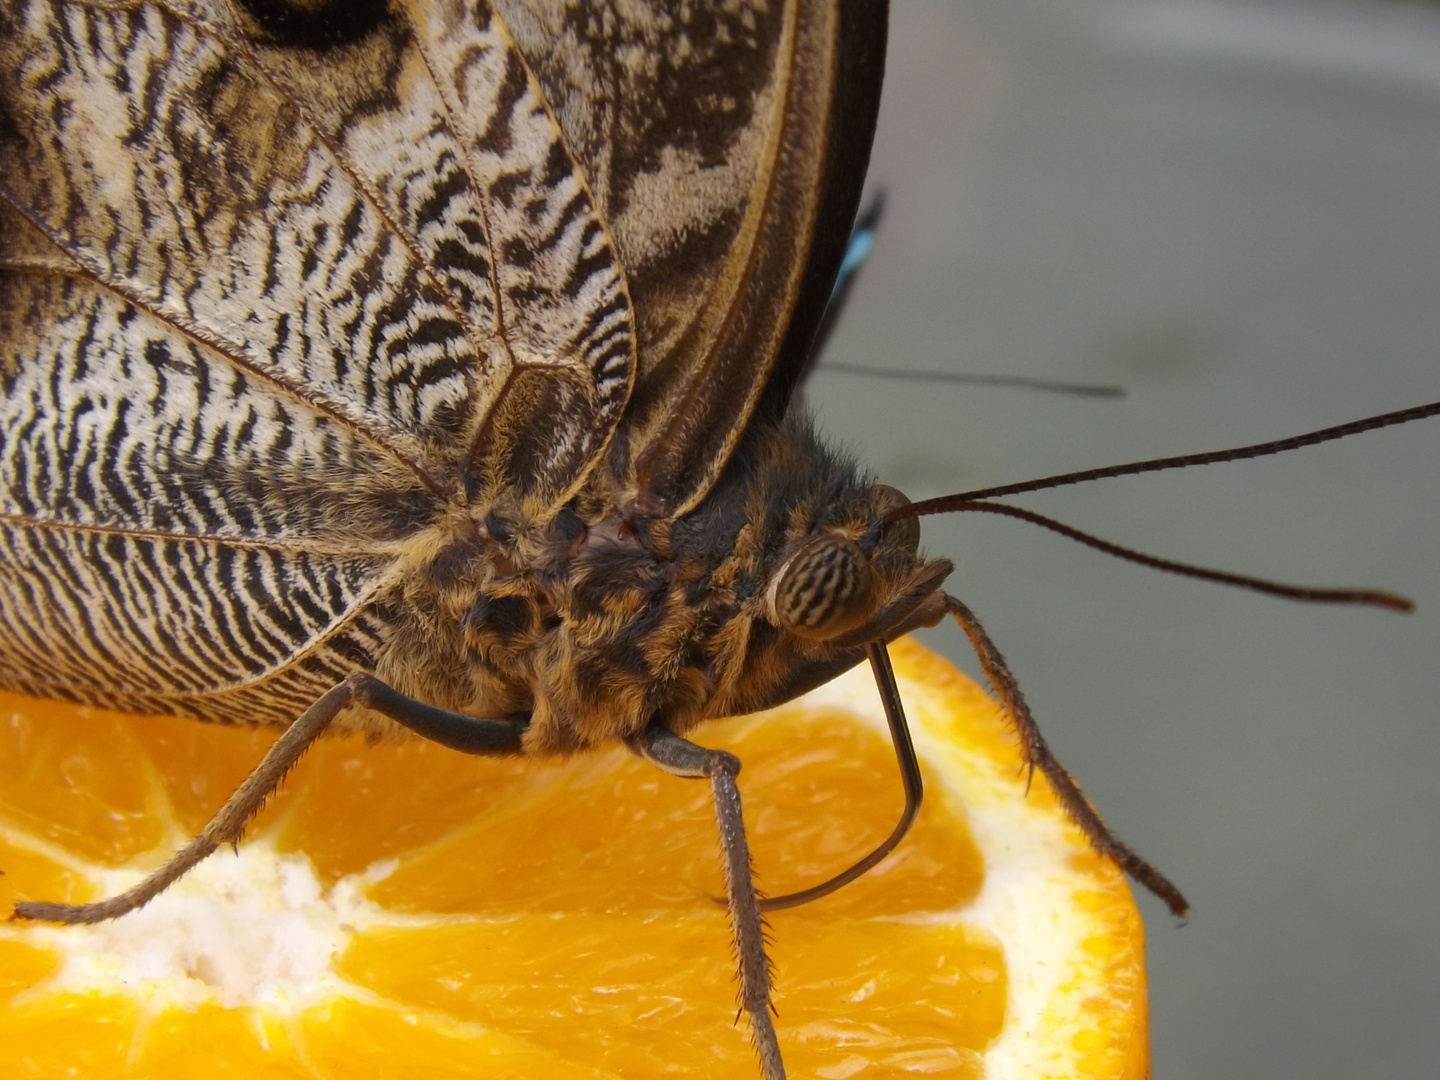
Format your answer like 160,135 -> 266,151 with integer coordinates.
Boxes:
875,401 -> 1440,609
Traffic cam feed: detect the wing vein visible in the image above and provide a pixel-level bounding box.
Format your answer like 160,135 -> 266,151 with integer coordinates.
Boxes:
208,4 -> 505,393
1,565 -> 401,702
640,1 -> 805,499
391,2 -> 517,474
0,508 -> 401,559
0,183 -> 445,496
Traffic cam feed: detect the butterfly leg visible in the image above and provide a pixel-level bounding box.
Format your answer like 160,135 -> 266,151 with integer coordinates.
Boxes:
626,724 -> 784,1080
945,594 -> 1191,918
12,674 -> 526,925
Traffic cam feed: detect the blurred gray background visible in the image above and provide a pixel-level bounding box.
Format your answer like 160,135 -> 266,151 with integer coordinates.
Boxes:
809,1 -> 1440,1076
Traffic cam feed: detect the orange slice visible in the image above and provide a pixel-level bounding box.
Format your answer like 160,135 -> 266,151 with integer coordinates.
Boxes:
0,638 -> 1147,1079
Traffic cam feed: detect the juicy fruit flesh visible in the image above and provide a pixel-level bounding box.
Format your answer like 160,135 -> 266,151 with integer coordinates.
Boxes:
0,641 -> 1146,1079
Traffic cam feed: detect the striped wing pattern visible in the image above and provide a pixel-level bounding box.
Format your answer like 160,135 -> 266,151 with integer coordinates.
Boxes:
0,0 -> 635,716
0,253 -> 399,705
497,0 -> 875,515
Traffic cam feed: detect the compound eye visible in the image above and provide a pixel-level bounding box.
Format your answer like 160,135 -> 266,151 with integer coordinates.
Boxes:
873,484 -> 920,555
771,534 -> 876,640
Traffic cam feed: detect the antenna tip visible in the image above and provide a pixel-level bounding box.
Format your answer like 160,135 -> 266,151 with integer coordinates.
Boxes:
1373,593 -> 1415,614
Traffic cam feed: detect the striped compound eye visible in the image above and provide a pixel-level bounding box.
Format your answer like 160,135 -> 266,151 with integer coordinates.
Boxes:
769,533 -> 876,641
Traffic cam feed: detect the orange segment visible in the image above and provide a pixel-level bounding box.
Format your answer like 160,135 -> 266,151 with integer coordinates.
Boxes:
0,702 -> 165,863
298,996 -> 621,1080
0,991 -> 140,1077
0,639 -> 1148,1079
0,939 -> 60,1004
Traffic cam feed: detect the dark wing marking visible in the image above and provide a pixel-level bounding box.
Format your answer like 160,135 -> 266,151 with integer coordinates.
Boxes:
496,0 -> 888,514
0,0 -> 636,714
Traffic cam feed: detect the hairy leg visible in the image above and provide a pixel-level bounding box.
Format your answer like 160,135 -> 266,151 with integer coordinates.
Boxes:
13,673 -> 526,924
627,722 -> 783,1080
946,593 -> 1189,918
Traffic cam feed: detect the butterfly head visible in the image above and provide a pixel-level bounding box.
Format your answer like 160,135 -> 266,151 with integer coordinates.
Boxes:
734,484 -> 952,729
765,484 -> 937,644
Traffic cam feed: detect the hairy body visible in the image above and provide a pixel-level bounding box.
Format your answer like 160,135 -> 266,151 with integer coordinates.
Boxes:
384,411 -> 950,752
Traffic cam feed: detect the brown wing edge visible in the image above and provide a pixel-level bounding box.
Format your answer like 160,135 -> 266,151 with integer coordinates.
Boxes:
631,0 -> 890,518
751,0 -> 889,428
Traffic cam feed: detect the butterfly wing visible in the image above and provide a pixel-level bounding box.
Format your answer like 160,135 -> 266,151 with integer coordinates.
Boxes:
0,0 -> 635,716
497,0 -> 889,515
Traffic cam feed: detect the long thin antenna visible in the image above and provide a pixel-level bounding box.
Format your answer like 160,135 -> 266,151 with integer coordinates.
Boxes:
893,400 -> 1440,508
939,501 -> 1413,611
816,362 -> 1124,398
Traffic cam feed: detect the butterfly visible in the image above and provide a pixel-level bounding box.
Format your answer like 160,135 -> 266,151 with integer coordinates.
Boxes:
0,0 -> 941,1071
2,1 -> 1435,1077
